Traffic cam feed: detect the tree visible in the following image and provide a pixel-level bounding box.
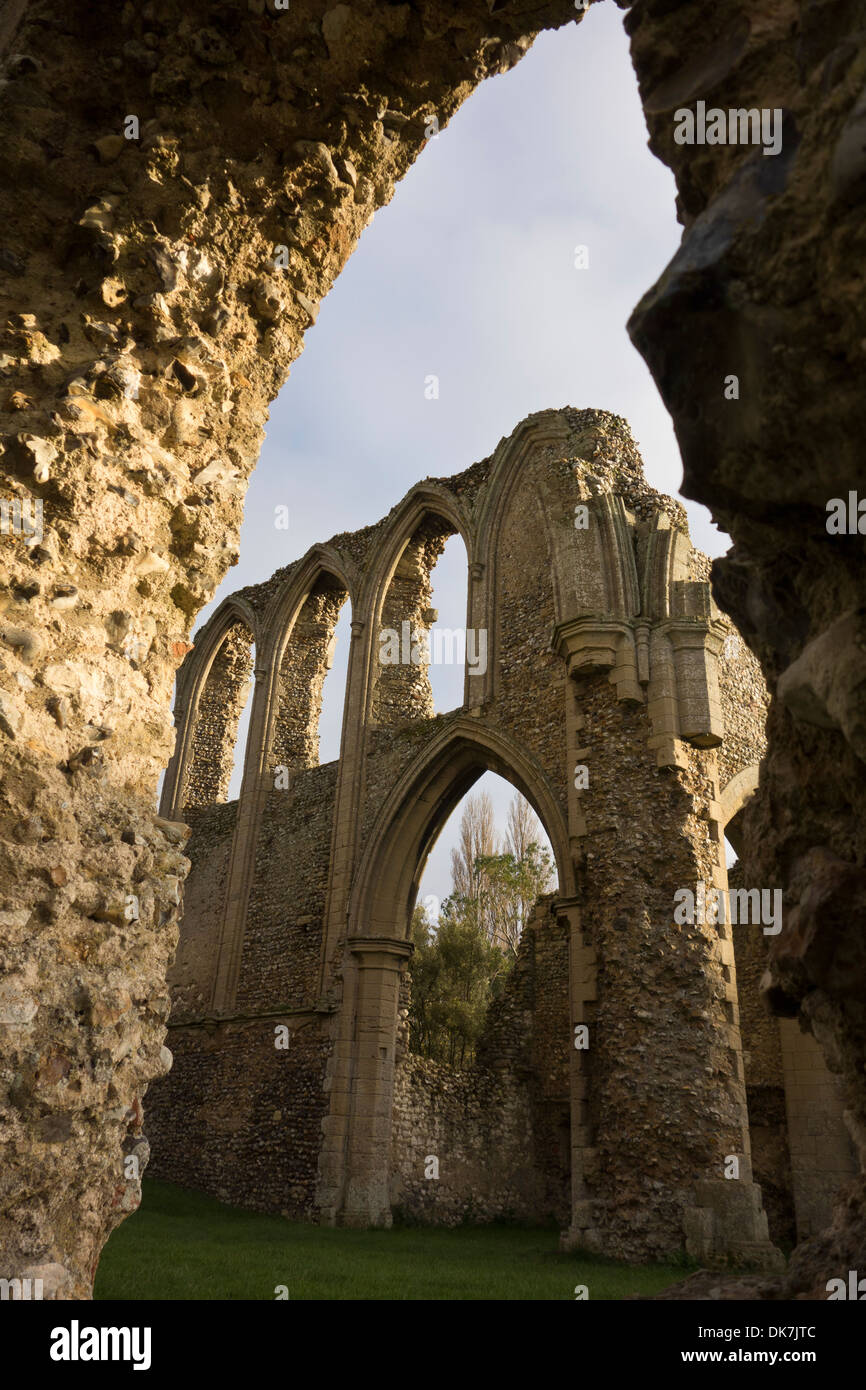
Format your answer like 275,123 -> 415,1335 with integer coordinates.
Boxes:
505,791 -> 536,861
407,899 -> 503,1066
447,790 -> 553,950
406,790 -> 556,1062
449,790 -> 495,900
475,838 -> 554,956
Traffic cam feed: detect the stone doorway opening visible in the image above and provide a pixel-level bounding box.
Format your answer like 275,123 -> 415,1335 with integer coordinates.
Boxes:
408,777 -> 558,1060
325,726 -> 577,1228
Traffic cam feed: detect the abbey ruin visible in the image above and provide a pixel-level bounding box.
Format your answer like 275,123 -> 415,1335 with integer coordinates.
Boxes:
147,407 -> 854,1265
1,0 -> 865,1300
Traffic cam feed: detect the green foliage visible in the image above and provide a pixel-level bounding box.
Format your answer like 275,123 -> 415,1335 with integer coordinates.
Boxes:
474,840 -> 555,955
408,901 -> 505,1066
407,793 -> 556,1066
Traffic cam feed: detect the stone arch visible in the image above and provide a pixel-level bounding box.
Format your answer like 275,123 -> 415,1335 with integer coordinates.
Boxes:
475,413 -> 646,707
475,414 -> 571,584
160,597 -> 259,818
360,487 -> 475,725
327,718 -> 574,1226
474,414 -> 571,700
359,484 -> 474,618
719,763 -> 760,858
265,546 -> 356,664
350,717 -> 574,939
259,548 -> 356,780
639,516 -> 694,623
271,577 -> 352,773
201,552 -> 357,1017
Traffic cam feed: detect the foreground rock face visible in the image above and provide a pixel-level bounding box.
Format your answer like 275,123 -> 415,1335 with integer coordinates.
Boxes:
625,0 -> 866,1290
0,0 -> 864,1297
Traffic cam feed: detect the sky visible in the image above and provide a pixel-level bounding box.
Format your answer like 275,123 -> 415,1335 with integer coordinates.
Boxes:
191,4 -> 734,906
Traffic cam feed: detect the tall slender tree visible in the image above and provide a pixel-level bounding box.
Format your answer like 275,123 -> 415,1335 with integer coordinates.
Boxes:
408,790 -> 556,1062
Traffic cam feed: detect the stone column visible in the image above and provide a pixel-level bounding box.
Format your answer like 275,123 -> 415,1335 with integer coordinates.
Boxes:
339,937 -> 413,1226
663,621 -> 724,749
159,698 -> 189,819
466,559 -> 488,710
554,621 -> 781,1268
557,896 -> 598,1251
681,828 -> 783,1271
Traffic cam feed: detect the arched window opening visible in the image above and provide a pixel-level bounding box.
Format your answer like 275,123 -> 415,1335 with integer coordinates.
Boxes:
408,771 -> 558,1067
724,808 -> 745,870
272,574 -> 350,775
426,531 -> 471,715
183,621 -> 255,809
226,664 -> 255,801
318,595 -> 351,764
372,514 -> 454,727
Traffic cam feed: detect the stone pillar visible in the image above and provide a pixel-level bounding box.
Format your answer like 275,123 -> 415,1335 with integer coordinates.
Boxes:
559,644 -> 597,1247
316,953 -> 360,1226
664,621 -> 724,749
558,896 -> 598,1250
159,699 -> 189,820
466,559 -> 487,710
554,622 -> 781,1268
338,938 -> 413,1226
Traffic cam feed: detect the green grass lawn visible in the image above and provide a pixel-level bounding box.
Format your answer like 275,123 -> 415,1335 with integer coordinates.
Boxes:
94,1180 -> 694,1301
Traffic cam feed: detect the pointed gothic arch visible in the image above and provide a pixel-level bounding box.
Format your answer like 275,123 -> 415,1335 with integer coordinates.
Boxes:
160,597 -> 259,818
350,717 -> 574,941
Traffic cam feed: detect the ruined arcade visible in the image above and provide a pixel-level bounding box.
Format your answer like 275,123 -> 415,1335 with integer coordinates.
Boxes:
145,408 -> 851,1265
